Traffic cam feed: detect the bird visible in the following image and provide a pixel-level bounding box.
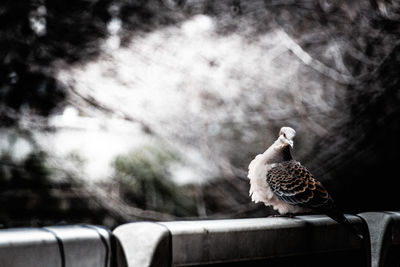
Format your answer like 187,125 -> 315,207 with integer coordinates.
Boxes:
248,126 -> 363,239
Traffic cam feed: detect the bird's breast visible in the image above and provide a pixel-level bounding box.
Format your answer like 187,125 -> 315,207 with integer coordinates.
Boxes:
248,155 -> 308,214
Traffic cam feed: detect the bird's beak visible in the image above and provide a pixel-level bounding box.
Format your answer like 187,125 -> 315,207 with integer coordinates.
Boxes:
288,140 -> 294,148
279,135 -> 294,148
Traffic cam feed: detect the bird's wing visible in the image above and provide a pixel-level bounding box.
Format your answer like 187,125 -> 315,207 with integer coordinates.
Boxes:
266,160 -> 333,209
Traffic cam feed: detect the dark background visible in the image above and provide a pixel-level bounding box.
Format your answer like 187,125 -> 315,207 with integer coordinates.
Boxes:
1,0 -> 400,228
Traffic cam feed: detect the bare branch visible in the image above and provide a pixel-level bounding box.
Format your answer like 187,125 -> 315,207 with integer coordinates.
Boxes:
68,86 -> 155,135
276,29 -> 358,85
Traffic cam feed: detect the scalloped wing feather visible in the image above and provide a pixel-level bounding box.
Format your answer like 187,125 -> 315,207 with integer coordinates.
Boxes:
266,160 -> 333,209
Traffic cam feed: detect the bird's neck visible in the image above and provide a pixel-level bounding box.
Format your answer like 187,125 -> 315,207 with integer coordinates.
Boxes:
281,145 -> 293,161
262,139 -> 293,164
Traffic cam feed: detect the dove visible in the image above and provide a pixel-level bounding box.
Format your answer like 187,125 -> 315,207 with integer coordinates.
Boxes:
248,127 -> 362,239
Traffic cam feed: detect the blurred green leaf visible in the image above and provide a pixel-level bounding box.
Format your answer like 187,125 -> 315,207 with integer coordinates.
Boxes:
113,145 -> 197,217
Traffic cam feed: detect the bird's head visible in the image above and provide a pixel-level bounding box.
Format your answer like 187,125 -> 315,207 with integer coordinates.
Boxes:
278,127 -> 296,148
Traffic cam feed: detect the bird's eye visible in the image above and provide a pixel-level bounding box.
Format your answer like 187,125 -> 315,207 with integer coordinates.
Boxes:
283,133 -> 287,138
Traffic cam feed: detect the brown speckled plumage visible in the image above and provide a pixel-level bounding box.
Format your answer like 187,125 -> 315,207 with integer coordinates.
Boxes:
266,160 -> 333,209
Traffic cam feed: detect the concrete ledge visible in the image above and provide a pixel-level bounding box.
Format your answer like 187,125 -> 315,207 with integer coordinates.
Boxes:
0,225 -> 111,267
114,215 -> 367,267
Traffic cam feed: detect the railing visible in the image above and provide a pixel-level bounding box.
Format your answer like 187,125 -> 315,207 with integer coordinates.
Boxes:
0,225 -> 111,267
113,215 -> 368,267
0,212 -> 400,267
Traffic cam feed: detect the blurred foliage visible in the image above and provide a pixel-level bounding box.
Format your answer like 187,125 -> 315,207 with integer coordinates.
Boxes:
0,150 -> 52,227
0,151 -> 50,187
0,0 -> 111,125
113,146 -> 197,217
0,148 -> 122,228
0,0 -> 399,228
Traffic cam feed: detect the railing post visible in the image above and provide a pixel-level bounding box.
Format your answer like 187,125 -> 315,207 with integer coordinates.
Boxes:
359,212 -> 400,267
113,222 -> 171,267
